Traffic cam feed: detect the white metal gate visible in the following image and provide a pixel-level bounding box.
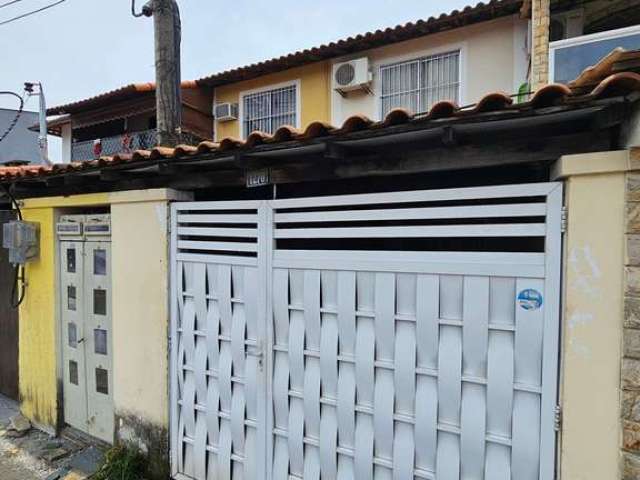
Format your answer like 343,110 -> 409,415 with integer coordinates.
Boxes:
170,182 -> 562,480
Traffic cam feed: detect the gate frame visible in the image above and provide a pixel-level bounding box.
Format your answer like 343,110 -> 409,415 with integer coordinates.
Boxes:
169,182 -> 564,480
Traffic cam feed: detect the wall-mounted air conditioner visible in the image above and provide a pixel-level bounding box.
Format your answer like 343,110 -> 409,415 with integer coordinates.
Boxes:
332,57 -> 373,95
214,102 -> 238,122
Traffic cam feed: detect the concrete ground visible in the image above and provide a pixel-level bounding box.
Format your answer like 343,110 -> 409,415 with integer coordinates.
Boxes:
0,394 -> 55,480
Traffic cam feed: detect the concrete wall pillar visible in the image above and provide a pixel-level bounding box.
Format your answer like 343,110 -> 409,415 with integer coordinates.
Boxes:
553,150 -> 630,480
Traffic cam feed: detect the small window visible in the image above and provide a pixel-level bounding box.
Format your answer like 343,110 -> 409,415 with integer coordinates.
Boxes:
68,322 -> 78,348
94,329 -> 107,355
95,368 -> 109,395
94,289 -> 107,315
380,50 -> 460,118
242,84 -> 297,138
69,360 -> 78,385
67,285 -> 77,311
94,249 -> 107,276
67,248 -> 76,273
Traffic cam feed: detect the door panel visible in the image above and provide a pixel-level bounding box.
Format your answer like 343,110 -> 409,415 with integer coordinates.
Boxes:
60,241 -> 88,432
84,241 -> 114,442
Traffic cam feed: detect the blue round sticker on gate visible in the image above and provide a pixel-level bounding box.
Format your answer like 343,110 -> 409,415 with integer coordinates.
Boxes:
517,288 -> 543,311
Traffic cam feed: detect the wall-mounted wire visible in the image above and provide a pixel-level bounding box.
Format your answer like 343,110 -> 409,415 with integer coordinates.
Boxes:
1,184 -> 26,308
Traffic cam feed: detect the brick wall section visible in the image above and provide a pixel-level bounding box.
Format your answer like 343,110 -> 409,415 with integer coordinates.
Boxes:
531,0 -> 550,90
624,166 -> 640,478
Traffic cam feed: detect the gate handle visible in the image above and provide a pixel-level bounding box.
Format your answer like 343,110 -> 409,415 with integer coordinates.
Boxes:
246,341 -> 264,368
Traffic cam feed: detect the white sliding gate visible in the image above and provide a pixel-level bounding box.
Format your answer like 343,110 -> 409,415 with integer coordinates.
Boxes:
170,182 -> 563,480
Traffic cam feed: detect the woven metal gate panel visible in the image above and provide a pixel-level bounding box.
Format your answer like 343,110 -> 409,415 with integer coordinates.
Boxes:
171,183 -> 562,480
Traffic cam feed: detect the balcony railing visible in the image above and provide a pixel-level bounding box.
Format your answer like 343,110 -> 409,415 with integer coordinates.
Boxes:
71,129 -> 202,162
550,24 -> 640,84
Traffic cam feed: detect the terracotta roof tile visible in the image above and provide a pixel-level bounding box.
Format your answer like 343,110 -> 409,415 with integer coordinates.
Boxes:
530,84 -> 572,108
2,72 -> 639,183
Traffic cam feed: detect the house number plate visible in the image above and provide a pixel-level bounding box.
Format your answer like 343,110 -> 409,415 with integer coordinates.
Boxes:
246,168 -> 271,188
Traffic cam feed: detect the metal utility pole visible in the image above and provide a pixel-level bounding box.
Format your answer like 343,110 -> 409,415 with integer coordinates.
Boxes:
132,0 -> 182,147
24,82 -> 51,165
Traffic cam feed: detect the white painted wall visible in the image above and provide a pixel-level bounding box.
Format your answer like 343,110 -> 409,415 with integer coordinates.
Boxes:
330,15 -> 529,125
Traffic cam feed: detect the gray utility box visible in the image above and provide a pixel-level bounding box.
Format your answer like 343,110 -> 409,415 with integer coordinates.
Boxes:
2,221 -> 39,265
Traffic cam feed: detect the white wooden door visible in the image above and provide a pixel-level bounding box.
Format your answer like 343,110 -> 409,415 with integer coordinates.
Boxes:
60,240 -> 89,432
83,241 -> 114,442
59,239 -> 114,443
170,182 -> 562,480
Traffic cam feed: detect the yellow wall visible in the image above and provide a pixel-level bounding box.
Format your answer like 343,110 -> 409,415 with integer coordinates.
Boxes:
554,151 -> 629,480
215,61 -> 331,140
19,207 -> 58,428
18,189 -> 189,435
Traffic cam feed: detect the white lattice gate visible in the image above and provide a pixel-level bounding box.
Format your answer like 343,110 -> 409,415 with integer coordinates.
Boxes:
170,182 -> 562,480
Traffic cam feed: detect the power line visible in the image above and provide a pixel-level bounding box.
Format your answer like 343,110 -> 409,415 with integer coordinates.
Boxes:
0,0 -> 66,27
0,0 -> 28,10
0,91 -> 24,144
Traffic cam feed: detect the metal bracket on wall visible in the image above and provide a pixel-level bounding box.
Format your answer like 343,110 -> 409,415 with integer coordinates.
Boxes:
554,404 -> 563,432
561,206 -> 568,233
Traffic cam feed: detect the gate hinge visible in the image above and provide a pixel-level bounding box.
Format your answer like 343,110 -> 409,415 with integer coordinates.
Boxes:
554,404 -> 562,432
560,206 -> 568,233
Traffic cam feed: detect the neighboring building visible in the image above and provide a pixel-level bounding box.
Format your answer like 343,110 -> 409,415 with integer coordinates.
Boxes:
46,82 -> 212,163
0,109 -> 41,164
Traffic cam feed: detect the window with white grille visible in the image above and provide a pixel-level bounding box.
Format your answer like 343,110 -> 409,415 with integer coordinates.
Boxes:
380,50 -> 461,117
242,84 -> 297,138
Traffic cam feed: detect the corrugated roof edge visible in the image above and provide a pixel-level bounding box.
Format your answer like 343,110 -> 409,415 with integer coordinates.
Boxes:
47,81 -> 199,116
3,71 -> 639,182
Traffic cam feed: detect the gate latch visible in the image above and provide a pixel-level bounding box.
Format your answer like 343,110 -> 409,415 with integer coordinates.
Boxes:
246,340 -> 264,368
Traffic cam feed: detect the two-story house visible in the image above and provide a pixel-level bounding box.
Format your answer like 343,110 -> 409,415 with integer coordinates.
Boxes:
46,0 -> 640,163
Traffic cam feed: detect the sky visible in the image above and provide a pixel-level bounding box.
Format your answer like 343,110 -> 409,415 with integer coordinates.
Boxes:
0,0 -> 474,159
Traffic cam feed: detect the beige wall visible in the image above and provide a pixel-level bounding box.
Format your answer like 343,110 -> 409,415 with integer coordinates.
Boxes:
330,15 -> 529,125
554,151 -> 628,480
111,199 -> 171,426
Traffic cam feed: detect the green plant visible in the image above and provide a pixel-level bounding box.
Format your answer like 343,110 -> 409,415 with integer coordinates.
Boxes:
93,444 -> 148,480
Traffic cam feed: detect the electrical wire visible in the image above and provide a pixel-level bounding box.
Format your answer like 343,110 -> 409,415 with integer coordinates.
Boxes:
0,91 -> 24,144
0,0 -> 65,27
0,184 -> 26,308
0,0 -> 28,10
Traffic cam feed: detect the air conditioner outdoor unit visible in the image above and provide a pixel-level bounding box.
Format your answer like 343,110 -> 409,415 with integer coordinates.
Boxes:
214,102 -> 238,122
332,57 -> 373,95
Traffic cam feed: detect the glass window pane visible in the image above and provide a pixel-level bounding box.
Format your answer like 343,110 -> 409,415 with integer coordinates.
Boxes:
67,248 -> 76,273
67,285 -> 77,311
94,329 -> 108,355
553,33 -> 640,83
95,368 -> 109,395
69,360 -> 78,385
94,289 -> 107,315
94,249 -> 107,275
68,322 -> 77,348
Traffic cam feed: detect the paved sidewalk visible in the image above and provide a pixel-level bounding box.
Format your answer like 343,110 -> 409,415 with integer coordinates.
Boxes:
0,394 -> 55,480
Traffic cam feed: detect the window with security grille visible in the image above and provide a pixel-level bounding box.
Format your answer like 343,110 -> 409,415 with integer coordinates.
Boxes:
380,50 -> 460,118
242,84 -> 297,138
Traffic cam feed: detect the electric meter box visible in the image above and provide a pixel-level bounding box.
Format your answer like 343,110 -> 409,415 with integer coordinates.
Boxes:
2,220 -> 40,265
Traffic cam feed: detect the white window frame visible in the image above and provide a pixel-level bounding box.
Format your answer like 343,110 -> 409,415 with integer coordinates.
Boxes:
375,43 -> 467,119
238,79 -> 301,139
549,23 -> 640,82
